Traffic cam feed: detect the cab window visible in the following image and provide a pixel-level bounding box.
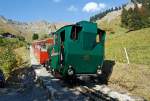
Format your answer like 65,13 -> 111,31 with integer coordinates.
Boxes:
70,25 -> 82,40
96,29 -> 105,43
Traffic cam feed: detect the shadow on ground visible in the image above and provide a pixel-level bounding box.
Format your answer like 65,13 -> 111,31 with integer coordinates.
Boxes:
100,60 -> 116,84
0,65 -> 48,101
6,66 -> 34,86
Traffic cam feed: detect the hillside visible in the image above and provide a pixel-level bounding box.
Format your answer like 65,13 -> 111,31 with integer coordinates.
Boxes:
96,3 -> 150,100
0,16 -> 68,42
0,16 -> 20,35
96,8 -> 150,65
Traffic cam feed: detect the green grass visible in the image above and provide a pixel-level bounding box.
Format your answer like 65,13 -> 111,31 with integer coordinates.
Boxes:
97,16 -> 150,65
0,37 -> 26,49
105,28 -> 150,65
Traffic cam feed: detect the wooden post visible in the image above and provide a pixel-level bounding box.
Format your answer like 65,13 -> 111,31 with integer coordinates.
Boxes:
124,48 -> 130,64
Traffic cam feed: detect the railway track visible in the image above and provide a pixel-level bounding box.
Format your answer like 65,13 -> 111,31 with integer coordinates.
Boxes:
71,77 -> 118,101
35,67 -> 145,101
65,76 -> 145,101
62,76 -> 116,101
76,85 -> 117,101
34,66 -> 145,101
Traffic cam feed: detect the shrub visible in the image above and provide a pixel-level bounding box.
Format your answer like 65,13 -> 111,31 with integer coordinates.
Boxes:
0,38 -> 26,49
17,36 -> 25,41
32,33 -> 39,40
0,48 -> 17,77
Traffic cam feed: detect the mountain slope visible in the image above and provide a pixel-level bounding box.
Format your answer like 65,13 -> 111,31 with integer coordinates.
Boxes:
0,16 -> 20,35
0,16 -> 68,42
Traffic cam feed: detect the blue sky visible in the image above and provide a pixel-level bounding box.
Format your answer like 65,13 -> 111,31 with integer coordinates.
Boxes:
0,0 -> 128,23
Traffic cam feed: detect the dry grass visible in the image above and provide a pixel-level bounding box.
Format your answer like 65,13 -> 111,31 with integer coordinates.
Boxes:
14,47 -> 30,67
0,20 -> 20,35
108,63 -> 150,100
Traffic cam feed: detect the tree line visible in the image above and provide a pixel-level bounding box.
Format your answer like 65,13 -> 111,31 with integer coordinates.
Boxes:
90,5 -> 125,22
121,0 -> 150,31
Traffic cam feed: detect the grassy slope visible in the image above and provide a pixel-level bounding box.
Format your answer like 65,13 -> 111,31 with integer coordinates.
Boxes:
97,16 -> 150,65
97,15 -> 150,100
106,28 -> 150,65
0,20 -> 33,42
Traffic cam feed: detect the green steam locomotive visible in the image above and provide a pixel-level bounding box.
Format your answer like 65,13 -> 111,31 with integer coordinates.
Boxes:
46,21 -> 106,78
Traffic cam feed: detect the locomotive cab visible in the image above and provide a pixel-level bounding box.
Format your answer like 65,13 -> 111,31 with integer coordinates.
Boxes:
48,21 -> 106,78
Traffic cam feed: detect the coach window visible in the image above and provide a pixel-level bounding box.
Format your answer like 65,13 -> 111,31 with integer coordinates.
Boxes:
70,25 -> 82,40
96,29 -> 103,43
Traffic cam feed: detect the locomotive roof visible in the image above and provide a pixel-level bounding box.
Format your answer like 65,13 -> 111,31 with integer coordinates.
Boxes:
54,21 -> 98,34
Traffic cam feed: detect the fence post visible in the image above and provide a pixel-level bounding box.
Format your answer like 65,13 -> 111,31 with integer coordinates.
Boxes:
124,47 -> 130,65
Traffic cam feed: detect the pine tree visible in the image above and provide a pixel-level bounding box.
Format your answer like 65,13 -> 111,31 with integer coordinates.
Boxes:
115,7 -> 118,11
127,4 -> 143,30
118,6 -> 122,10
121,7 -> 128,27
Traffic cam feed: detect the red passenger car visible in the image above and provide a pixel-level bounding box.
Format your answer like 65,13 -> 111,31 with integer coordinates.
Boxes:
32,38 -> 53,65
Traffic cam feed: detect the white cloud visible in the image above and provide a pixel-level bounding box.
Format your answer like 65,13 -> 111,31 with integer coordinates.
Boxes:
67,5 -> 78,12
53,0 -> 61,3
83,2 -> 106,13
